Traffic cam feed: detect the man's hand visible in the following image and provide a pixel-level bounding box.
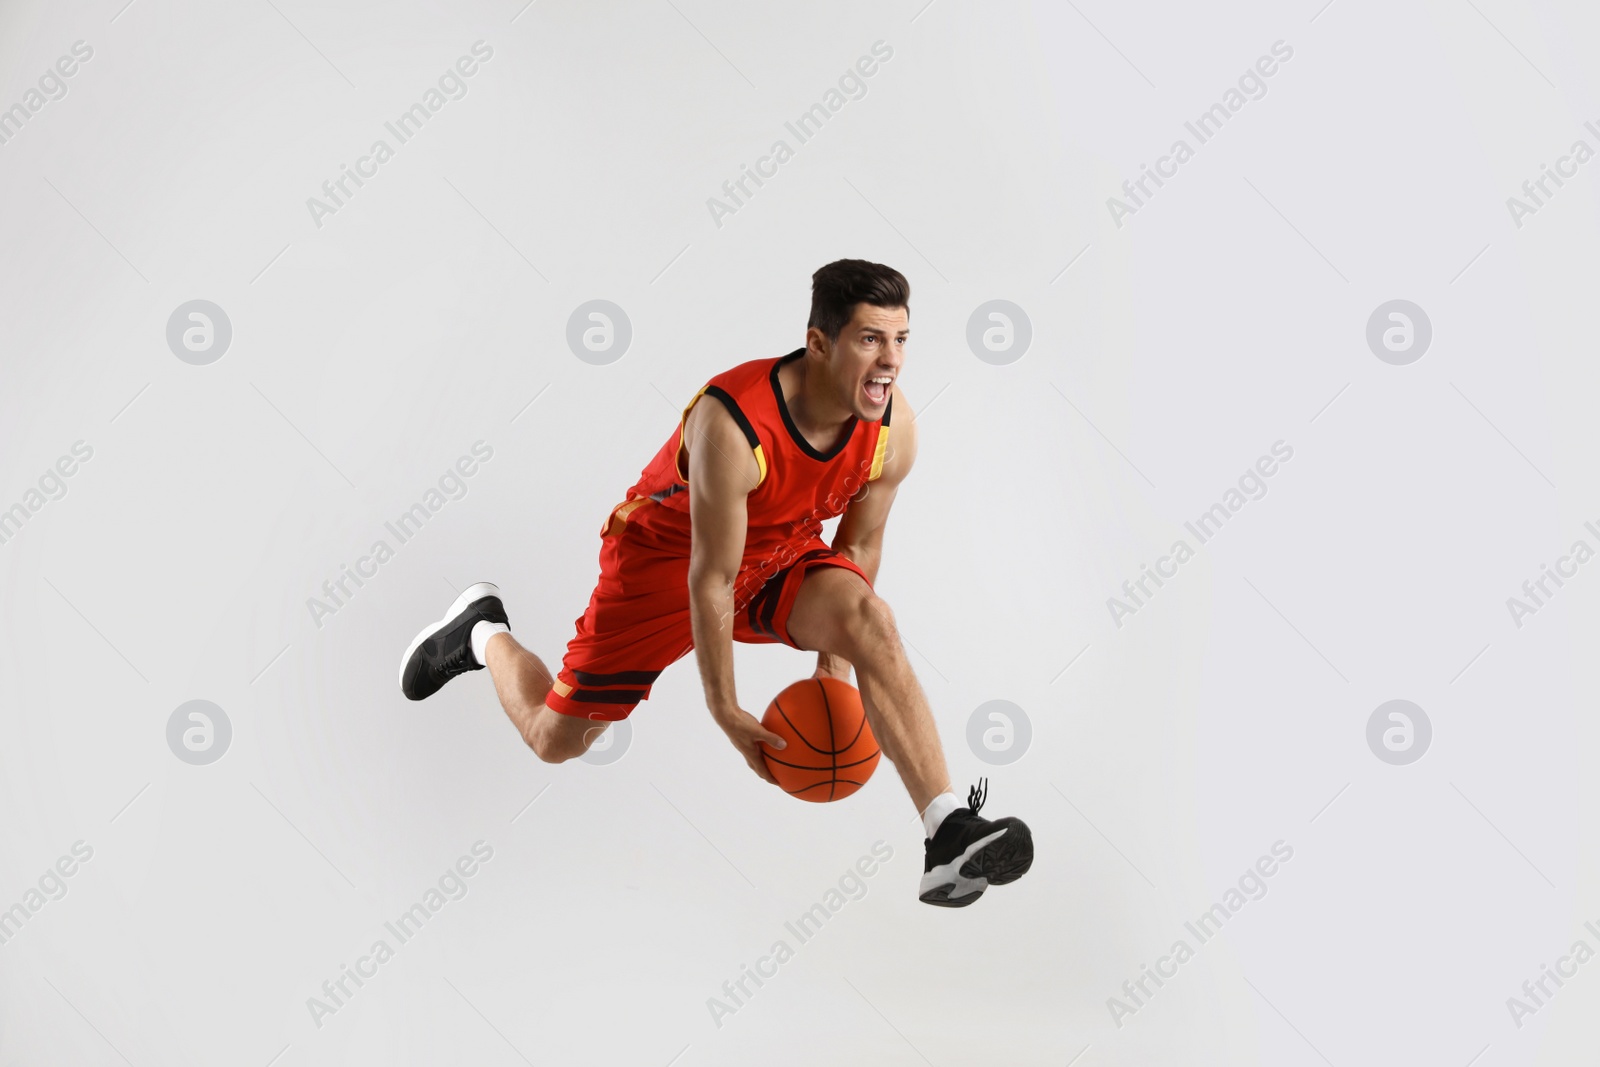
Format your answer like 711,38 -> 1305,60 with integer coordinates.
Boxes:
714,706 -> 787,786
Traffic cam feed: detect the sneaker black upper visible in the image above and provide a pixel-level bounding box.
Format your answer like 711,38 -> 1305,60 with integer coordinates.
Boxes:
920,779 -> 1034,907
400,589 -> 509,701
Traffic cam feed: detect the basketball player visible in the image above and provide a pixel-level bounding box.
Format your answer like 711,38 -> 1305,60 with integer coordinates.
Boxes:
399,260 -> 1033,906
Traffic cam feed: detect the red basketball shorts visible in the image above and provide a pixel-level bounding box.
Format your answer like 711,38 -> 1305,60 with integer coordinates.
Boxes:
544,504 -> 870,721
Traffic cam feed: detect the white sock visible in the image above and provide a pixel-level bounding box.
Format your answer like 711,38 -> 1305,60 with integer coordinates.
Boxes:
470,621 -> 510,666
921,792 -> 960,838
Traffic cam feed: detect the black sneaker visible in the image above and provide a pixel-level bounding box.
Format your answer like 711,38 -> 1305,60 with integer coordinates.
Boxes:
919,779 -> 1034,907
398,582 -> 509,701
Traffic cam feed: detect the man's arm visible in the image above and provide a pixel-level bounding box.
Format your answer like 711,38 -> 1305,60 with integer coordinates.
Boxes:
818,385 -> 919,679
685,396 -> 788,783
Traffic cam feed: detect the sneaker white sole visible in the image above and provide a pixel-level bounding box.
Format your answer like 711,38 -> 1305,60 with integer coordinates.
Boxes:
919,828 -> 1007,905
397,582 -> 501,692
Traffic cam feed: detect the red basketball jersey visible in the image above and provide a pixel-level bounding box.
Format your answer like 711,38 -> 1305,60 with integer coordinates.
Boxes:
601,349 -> 892,553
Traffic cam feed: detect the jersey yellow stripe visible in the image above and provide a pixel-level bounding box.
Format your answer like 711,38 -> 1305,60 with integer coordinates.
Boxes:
868,422 -> 890,480
674,385 -> 712,483
599,495 -> 653,537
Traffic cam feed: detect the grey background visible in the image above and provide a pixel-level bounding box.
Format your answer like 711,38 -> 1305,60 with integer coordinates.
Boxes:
2,0 -> 1597,1064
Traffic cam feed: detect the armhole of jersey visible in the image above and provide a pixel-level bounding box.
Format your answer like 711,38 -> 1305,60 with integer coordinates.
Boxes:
868,394 -> 893,481
675,385 -> 767,487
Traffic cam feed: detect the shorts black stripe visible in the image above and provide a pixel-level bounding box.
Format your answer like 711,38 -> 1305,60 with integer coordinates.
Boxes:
758,569 -> 786,637
757,548 -> 833,638
572,668 -> 662,687
648,484 -> 685,502
747,580 -> 782,640
567,687 -> 648,705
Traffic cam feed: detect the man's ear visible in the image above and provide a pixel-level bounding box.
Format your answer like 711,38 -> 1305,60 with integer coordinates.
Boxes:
805,325 -> 829,359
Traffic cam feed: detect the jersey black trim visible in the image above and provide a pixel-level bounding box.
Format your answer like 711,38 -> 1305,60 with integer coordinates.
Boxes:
702,386 -> 761,452
770,349 -> 858,461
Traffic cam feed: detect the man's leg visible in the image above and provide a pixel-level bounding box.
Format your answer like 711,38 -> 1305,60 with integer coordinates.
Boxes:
397,581 -> 635,763
783,563 -> 1034,907
783,566 -> 950,813
481,633 -> 607,764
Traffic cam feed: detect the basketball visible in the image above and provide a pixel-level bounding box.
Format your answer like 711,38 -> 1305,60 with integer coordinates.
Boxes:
760,677 -> 881,802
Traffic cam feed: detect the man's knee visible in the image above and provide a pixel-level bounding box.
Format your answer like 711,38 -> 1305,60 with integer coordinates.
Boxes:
527,733 -> 582,764
522,711 -> 604,763
840,593 -> 902,664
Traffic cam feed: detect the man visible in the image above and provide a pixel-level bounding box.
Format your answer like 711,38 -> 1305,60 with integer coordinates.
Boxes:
399,259 -> 1033,907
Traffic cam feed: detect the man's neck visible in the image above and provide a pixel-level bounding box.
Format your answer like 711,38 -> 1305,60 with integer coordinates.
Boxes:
782,356 -> 853,452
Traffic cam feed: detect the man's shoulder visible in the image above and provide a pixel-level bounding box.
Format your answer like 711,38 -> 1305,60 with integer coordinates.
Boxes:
877,383 -> 918,481
684,385 -> 746,438
683,386 -> 763,490
887,382 -> 915,425
690,350 -> 793,441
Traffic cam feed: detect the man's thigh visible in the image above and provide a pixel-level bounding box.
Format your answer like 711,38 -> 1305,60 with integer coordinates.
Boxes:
783,563 -> 876,655
546,528 -> 694,720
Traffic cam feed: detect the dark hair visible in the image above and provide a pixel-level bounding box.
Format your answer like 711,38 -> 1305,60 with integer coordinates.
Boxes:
808,259 -> 910,342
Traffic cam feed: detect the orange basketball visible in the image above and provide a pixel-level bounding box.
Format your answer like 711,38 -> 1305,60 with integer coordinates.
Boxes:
760,677 -> 880,802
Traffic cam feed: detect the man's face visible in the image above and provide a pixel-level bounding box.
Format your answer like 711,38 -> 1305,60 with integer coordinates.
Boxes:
811,303 -> 908,421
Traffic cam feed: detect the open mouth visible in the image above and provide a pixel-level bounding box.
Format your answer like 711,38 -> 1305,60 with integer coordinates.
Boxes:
863,375 -> 892,405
